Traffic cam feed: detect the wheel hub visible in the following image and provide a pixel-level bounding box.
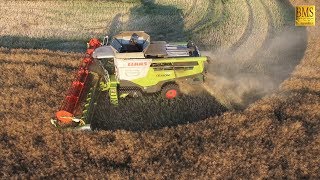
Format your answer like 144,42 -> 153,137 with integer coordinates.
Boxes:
165,89 -> 177,99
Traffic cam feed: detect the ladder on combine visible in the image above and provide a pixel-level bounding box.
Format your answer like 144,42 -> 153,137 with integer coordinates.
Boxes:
108,75 -> 119,106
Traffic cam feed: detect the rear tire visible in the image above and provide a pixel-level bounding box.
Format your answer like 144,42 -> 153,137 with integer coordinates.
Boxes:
161,84 -> 180,99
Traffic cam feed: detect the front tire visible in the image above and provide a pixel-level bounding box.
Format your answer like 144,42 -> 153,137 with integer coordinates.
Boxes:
161,84 -> 180,99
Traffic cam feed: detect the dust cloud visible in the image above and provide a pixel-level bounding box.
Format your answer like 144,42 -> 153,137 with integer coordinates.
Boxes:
202,27 -> 307,110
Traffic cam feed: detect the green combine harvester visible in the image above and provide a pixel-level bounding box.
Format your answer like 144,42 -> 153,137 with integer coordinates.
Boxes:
51,31 -> 208,130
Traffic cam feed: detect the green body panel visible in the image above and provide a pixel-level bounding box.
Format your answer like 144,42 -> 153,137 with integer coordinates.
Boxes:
132,56 -> 207,87
99,74 -> 120,106
97,56 -> 207,106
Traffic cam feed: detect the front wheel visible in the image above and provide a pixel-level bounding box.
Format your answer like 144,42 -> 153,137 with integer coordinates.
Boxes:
161,84 -> 180,99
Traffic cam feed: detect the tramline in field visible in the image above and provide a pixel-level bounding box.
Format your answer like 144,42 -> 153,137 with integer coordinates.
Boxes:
51,31 -> 208,129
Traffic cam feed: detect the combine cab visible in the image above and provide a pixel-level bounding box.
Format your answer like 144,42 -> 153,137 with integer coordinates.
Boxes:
51,31 -> 208,129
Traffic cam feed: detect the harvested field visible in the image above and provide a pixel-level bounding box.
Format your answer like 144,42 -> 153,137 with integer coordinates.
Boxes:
0,0 -> 319,178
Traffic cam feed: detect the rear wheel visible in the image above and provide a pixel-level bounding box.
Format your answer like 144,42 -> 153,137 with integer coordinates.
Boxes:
161,84 -> 180,99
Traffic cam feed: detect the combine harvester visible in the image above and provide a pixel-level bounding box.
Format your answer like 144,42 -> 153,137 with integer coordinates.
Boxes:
51,31 -> 208,130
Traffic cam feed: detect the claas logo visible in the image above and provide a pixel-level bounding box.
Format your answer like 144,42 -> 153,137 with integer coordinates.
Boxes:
128,62 -> 148,66
295,5 -> 316,26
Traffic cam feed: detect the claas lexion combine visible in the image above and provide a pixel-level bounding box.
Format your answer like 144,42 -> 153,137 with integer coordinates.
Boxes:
51,31 -> 208,130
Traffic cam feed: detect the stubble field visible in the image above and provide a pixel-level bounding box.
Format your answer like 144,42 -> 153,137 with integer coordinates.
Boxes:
0,0 -> 319,178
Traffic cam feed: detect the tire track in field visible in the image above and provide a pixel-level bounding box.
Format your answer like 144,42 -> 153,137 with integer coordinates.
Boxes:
182,0 -> 197,18
186,0 -> 214,33
228,0 -> 254,53
203,0 -> 307,109
240,0 -> 276,73
247,0 -> 307,82
232,0 -> 274,65
187,0 -> 225,34
256,0 -> 275,50
203,0 -> 256,109
232,0 -> 270,61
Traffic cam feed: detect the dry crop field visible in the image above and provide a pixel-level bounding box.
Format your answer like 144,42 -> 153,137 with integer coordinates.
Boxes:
0,0 -> 319,178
